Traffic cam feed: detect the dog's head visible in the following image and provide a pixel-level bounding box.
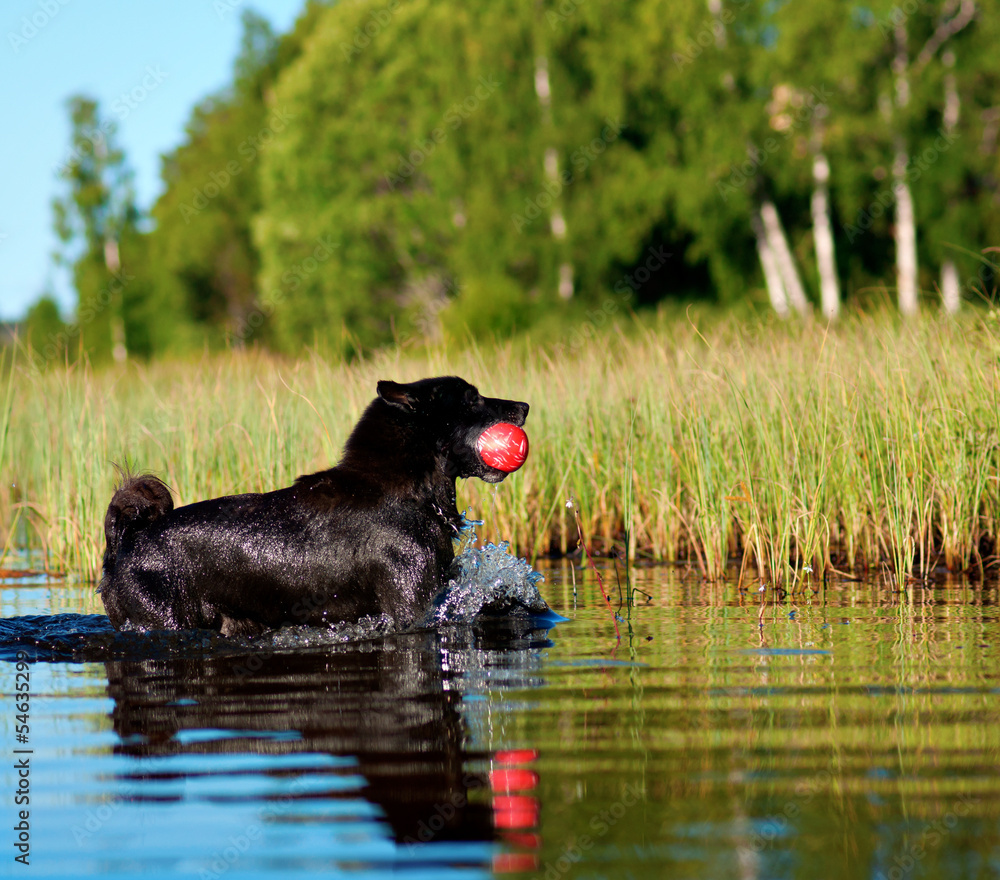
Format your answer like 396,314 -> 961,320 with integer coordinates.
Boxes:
377,376 -> 529,484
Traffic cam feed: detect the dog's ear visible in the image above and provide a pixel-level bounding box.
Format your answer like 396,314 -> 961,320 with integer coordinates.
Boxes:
377,380 -> 418,412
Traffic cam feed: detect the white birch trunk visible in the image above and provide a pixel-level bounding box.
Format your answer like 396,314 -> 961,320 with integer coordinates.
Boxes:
893,147 -> 919,316
93,133 -> 128,363
752,208 -> 788,318
893,22 -> 919,317
103,237 -> 127,363
760,200 -> 810,317
941,51 -> 960,313
534,54 -> 573,300
707,0 -> 727,48
810,151 -> 840,320
941,259 -> 961,313
897,6 -> 978,313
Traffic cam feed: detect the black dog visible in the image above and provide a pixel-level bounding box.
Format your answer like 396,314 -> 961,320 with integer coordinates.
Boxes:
100,377 -> 529,635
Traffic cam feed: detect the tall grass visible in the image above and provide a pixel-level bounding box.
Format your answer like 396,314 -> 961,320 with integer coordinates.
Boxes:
0,347 -> 16,565
2,311 -> 998,583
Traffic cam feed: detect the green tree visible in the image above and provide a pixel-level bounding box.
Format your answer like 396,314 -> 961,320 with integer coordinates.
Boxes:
52,96 -> 138,362
95,0 -> 999,359
23,295 -> 67,365
140,5 -> 327,354
256,0 -> 535,352
257,0 -> 708,352
148,10 -> 279,351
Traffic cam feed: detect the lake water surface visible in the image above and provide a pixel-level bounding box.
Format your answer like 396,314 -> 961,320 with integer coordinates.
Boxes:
2,565 -> 999,879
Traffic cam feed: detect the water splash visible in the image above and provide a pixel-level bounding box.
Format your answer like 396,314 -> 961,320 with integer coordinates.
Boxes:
424,516 -> 556,625
261,614 -> 396,649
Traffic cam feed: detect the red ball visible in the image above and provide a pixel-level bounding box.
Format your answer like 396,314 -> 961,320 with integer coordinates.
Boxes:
477,423 -> 529,473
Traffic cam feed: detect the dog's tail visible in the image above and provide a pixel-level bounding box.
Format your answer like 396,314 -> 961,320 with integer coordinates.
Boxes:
102,472 -> 174,579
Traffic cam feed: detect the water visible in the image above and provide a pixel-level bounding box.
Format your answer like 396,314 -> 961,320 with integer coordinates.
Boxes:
426,520 -> 553,624
2,560 -> 1000,878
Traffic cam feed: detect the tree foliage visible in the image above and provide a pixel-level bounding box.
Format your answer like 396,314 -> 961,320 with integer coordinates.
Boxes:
51,96 -> 139,363
39,1 -> 1000,361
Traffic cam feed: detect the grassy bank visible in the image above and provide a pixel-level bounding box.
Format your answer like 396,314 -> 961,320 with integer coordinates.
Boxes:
2,311 -> 999,585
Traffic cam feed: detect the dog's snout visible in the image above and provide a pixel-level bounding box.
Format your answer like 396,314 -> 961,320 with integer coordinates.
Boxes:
497,400 -> 528,427
484,396 -> 529,428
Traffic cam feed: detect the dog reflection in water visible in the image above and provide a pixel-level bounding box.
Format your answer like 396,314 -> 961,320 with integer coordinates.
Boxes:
105,627 -> 543,868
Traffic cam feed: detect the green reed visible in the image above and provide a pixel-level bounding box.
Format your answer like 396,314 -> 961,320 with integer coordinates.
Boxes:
2,310 -> 998,583
0,347 -> 17,564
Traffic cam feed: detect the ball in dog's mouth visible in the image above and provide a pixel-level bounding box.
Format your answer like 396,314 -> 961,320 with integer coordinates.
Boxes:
476,423 -> 529,473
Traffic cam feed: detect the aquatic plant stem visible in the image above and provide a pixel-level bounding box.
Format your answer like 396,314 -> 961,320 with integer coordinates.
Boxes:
0,347 -> 14,568
571,501 -> 620,644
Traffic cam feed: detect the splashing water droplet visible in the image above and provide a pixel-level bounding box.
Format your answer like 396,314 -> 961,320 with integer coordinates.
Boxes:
425,515 -> 552,624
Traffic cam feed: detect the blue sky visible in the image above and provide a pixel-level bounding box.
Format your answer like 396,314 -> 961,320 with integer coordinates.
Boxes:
0,0 -> 305,322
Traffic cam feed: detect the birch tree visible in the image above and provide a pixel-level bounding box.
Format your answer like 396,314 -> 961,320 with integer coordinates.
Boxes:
810,154 -> 840,319
751,209 -> 789,317
52,96 -> 137,363
759,199 -> 810,317
885,0 -> 976,315
533,51 -> 573,300
890,19 -> 919,316
910,1 -> 978,312
940,49 -> 961,313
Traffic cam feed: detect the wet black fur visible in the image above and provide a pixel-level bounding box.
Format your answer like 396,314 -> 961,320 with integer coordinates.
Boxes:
100,377 -> 529,635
